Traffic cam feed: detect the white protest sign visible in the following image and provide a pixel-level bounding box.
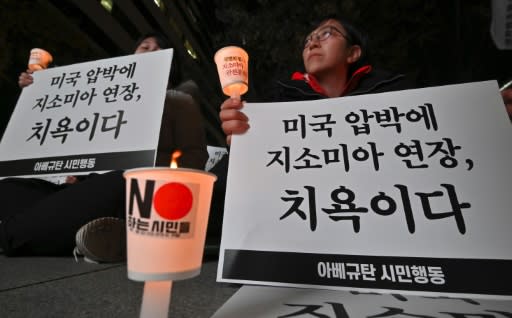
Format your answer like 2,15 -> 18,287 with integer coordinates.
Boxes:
217,81 -> 512,298
212,285 -> 512,318
206,145 -> 228,171
0,49 -> 173,178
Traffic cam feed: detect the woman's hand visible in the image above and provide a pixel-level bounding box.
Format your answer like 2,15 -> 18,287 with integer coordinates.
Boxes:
219,97 -> 250,145
501,88 -> 512,120
18,70 -> 34,88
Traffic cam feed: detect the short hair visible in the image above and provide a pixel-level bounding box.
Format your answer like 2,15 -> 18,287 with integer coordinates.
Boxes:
307,14 -> 370,74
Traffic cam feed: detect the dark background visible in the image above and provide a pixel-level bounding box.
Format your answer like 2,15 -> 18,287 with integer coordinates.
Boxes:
1,0 -> 511,146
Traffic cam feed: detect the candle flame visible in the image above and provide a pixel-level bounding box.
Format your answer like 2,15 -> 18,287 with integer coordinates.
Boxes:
170,150 -> 182,168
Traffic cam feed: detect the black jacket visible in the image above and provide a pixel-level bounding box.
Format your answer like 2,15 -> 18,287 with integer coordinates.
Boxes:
266,68 -> 415,102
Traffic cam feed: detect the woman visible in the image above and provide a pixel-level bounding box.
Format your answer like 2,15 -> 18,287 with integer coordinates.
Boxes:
205,15 -> 415,253
1,32 -> 207,260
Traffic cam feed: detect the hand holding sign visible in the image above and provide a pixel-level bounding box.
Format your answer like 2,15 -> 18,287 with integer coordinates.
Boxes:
18,48 -> 51,88
219,97 -> 250,145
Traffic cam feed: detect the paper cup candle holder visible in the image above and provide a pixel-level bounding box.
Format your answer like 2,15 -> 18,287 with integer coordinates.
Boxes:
28,48 -> 53,71
214,46 -> 249,98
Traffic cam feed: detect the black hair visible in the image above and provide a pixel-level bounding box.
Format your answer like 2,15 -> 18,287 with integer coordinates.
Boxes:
134,31 -> 183,87
134,32 -> 171,51
307,14 -> 370,75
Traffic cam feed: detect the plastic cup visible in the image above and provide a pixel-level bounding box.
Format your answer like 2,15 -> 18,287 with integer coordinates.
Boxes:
214,46 -> 249,98
123,167 -> 217,282
28,48 -> 53,71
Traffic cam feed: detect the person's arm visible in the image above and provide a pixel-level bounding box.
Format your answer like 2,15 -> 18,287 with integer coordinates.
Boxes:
156,90 -> 208,169
219,97 -> 250,145
18,70 -> 34,88
501,88 -> 512,120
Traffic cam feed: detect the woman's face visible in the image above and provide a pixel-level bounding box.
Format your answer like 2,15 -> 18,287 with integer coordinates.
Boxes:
302,19 -> 357,78
134,37 -> 161,54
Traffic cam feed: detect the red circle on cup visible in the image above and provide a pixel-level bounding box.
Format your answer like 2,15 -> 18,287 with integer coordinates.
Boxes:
153,182 -> 193,220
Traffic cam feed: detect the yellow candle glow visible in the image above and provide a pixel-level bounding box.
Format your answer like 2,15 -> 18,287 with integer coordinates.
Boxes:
170,150 -> 182,168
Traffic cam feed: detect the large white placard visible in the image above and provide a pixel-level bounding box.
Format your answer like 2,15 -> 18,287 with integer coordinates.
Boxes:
217,81 -> 512,298
0,49 -> 173,178
212,285 -> 512,318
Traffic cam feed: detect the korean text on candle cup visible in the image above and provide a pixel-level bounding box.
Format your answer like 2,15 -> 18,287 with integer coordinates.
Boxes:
214,46 -> 249,97
123,167 -> 217,282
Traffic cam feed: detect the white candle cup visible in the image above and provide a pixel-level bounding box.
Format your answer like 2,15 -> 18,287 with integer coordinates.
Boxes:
214,46 -> 249,98
123,167 -> 217,281
28,48 -> 53,71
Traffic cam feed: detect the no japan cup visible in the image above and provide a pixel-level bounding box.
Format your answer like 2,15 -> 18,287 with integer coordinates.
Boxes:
123,167 -> 217,281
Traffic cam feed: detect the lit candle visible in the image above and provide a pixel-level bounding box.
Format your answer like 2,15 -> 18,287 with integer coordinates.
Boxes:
214,46 -> 249,98
28,48 -> 53,71
124,150 -> 217,318
170,150 -> 182,168
139,149 -> 183,317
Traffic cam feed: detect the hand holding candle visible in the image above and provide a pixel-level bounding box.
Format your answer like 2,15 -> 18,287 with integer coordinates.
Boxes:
28,48 -> 53,71
214,46 -> 249,98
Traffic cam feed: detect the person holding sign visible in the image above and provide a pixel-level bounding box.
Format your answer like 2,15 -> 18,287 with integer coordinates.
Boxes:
205,15 -> 416,251
20,32 -> 207,170
0,32 -> 208,260
213,14 -> 510,245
